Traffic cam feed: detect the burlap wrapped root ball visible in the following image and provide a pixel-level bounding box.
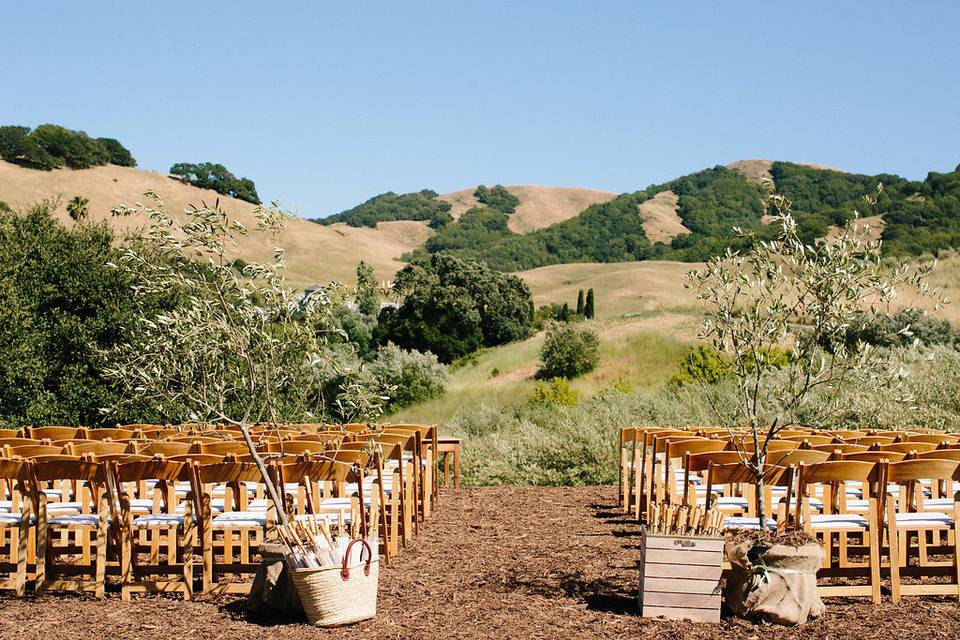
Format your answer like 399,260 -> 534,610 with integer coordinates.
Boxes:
724,538 -> 826,625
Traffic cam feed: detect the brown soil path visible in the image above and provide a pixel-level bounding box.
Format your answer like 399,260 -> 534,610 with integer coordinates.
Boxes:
1,486 -> 958,639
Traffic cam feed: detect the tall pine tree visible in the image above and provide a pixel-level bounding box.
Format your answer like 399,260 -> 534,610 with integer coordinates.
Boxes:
584,288 -> 595,319
355,261 -> 379,316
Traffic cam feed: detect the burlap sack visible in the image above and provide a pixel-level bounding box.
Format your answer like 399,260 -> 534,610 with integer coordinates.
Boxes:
724,539 -> 825,625
246,542 -> 303,615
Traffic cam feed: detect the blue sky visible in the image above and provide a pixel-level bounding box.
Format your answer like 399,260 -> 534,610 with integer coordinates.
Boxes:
3,2 -> 959,216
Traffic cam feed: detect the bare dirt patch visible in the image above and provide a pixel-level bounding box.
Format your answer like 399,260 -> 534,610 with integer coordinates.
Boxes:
2,486 -> 955,640
638,190 -> 689,243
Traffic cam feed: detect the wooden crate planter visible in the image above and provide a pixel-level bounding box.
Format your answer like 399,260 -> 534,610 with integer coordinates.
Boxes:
638,529 -> 724,622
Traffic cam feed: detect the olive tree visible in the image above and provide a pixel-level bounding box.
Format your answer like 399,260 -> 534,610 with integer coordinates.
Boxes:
687,183 -> 946,529
101,194 -> 386,521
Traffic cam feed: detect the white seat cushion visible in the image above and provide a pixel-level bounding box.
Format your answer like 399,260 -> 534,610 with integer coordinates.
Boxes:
0,512 -> 35,525
46,501 -> 84,513
922,498 -> 957,510
133,514 -> 192,527
810,513 -> 868,530
48,513 -> 107,526
894,511 -> 954,528
723,516 -> 777,531
0,500 -> 12,513
212,511 -> 267,528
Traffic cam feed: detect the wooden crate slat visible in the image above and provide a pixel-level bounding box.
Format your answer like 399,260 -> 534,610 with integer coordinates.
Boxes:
640,605 -> 721,623
642,576 -> 720,594
642,590 -> 721,609
644,548 -> 722,566
643,534 -> 725,553
643,562 -> 722,580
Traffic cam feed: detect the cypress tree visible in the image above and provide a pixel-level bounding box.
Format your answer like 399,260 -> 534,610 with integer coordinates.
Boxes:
585,288 -> 595,319
355,261 -> 380,316
560,302 -> 570,322
576,289 -> 585,316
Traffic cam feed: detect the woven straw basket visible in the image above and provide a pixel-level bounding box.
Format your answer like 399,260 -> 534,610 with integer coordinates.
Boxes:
289,539 -> 379,627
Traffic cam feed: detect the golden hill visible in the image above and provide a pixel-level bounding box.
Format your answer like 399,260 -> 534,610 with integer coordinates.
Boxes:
437,184 -> 615,233
0,160 -> 430,288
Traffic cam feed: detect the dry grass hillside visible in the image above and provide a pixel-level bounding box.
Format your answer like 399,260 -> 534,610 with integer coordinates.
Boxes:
0,160 -> 429,288
438,184 -> 615,233
517,260 -> 699,320
728,158 -> 847,187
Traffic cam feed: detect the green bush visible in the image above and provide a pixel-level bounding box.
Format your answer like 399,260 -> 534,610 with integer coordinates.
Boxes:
842,309 -> 959,349
31,124 -> 111,169
537,322 -> 600,380
369,343 -> 448,409
375,253 -> 534,362
169,162 -> 260,204
530,378 -> 580,407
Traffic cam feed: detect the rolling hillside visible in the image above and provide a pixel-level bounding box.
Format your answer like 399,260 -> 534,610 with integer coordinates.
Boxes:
0,159 -> 429,288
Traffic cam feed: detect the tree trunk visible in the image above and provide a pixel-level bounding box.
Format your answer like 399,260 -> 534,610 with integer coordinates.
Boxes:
238,422 -> 289,527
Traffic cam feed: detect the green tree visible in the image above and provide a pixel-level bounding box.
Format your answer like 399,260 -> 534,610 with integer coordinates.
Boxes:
67,195 -> 89,222
375,253 -> 534,362
31,124 -> 110,169
688,182 -> 942,528
474,184 -> 520,214
0,125 -> 60,170
0,202 -> 168,427
95,137 -> 136,167
536,322 -> 600,379
584,288 -> 595,319
576,289 -> 585,316
315,189 -> 451,228
169,162 -> 261,204
355,260 -> 380,316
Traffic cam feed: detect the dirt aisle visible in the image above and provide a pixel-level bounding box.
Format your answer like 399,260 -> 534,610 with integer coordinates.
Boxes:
2,486 -> 959,639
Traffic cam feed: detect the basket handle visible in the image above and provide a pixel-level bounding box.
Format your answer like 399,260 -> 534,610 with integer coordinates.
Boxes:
340,538 -> 373,581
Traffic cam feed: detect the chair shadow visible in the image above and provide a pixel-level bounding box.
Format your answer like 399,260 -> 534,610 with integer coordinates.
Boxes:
220,598 -> 308,627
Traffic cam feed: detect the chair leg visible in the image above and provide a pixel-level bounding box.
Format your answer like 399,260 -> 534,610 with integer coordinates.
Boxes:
868,524 -> 881,604
14,522 -> 27,597
181,524 -> 194,601
887,502 -> 902,603
121,524 -> 133,601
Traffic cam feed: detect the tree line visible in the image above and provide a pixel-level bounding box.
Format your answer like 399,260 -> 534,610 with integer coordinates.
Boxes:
0,124 -> 136,170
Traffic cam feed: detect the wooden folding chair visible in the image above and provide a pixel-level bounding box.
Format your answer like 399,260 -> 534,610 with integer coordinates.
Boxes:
112,459 -> 196,599
194,461 -> 277,594
0,460 -> 35,595
34,459 -> 111,597
27,427 -> 87,441
884,458 -> 960,602
795,460 -> 884,603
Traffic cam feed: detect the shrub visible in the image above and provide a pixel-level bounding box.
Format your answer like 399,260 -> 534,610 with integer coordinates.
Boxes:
0,124 -> 136,171
530,378 -> 580,407
842,309 -> 959,349
537,322 -> 600,379
369,343 -> 448,409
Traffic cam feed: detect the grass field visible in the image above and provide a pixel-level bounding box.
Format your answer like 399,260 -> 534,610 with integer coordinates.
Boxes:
389,313 -> 696,424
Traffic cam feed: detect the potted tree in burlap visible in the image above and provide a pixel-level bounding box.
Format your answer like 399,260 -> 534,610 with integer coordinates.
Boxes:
686,182 -> 944,624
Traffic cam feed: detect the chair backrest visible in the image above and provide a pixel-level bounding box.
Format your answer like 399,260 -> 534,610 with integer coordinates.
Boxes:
728,439 -> 800,454
766,449 -> 831,467
874,441 -> 939,455
781,434 -> 836,446
914,449 -> 960,463
6,444 -> 65,459
87,428 -> 137,441
840,450 -> 906,463
885,458 -> 960,511
168,453 -> 226,465
138,441 -> 192,457
685,450 -> 745,473
811,443 -> 869,455
848,435 -> 895,446
27,426 -> 87,441
33,459 -> 106,483
114,459 -> 188,483
198,440 -> 251,456
66,440 -> 133,457
796,460 -> 883,524
898,433 -> 960,446
0,429 -> 25,440
0,437 -> 43,448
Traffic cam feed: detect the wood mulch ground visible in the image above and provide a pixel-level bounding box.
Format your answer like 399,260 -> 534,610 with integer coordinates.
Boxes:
2,486 -> 959,639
